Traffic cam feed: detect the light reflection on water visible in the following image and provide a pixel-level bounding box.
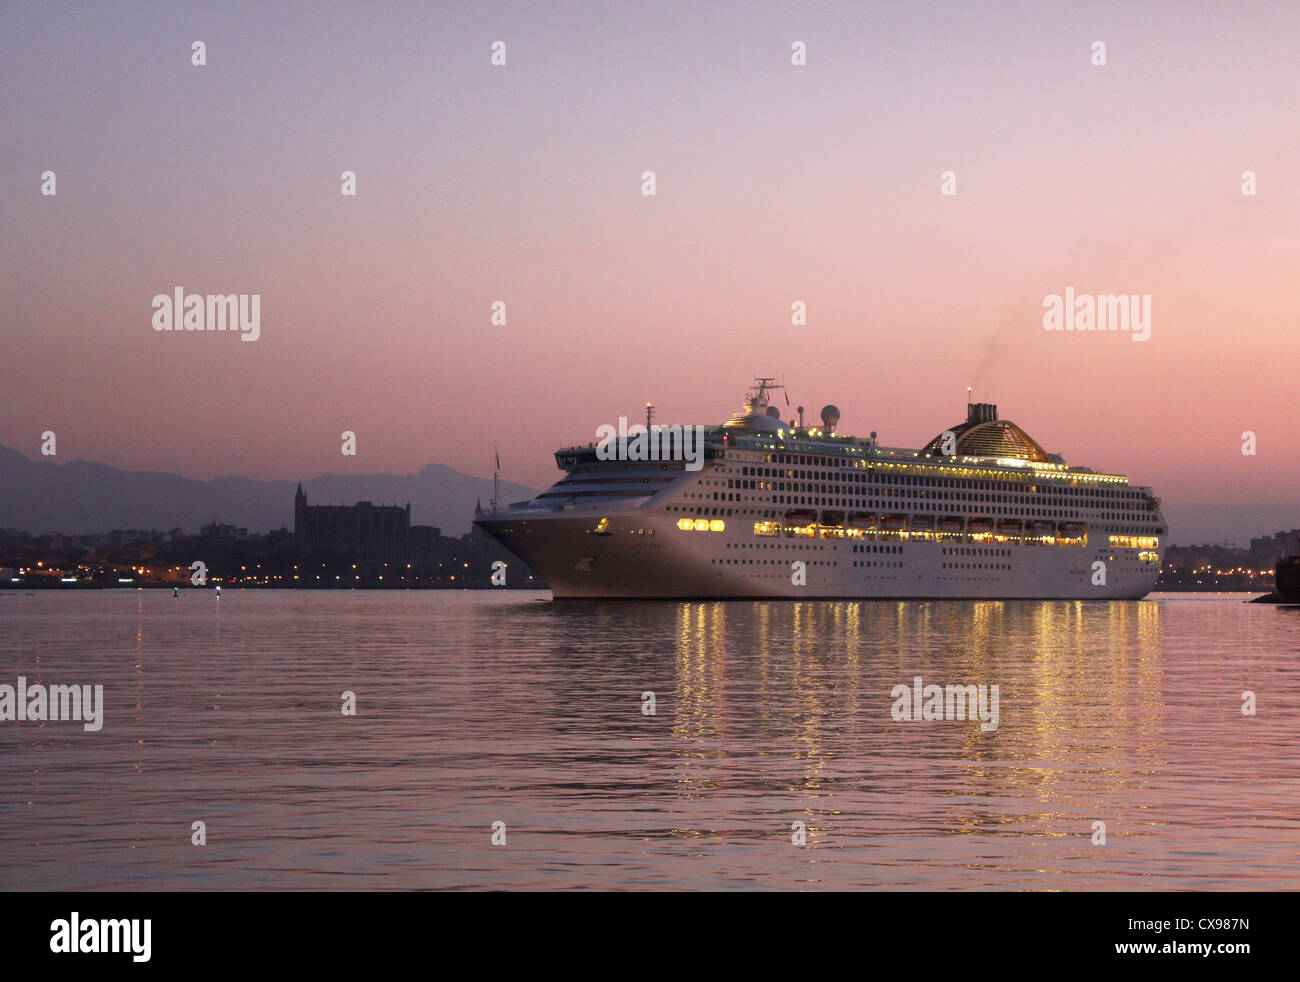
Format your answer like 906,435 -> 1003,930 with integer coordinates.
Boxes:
0,590 -> 1296,890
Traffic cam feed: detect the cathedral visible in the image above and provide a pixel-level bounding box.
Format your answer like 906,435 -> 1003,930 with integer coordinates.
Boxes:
294,484 -> 413,567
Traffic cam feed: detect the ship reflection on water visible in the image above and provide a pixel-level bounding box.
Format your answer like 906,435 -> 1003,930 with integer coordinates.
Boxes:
656,601 -> 1171,859
1,592 -> 1293,890
525,595 -> 1290,889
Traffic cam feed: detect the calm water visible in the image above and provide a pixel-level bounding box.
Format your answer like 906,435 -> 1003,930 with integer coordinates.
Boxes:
1,590 -> 1297,890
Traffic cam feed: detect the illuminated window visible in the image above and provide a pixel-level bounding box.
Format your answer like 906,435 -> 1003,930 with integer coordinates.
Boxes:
1109,534 -> 1159,550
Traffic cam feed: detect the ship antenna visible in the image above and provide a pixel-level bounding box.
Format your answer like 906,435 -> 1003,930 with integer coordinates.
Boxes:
645,402 -> 654,431
751,376 -> 781,409
492,447 -> 501,513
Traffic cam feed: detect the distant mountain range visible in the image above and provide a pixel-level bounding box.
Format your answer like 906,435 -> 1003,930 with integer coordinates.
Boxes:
1,444 -> 1292,546
0,445 -> 538,537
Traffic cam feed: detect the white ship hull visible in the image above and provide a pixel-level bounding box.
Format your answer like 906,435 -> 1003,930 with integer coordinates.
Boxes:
476,508 -> 1161,600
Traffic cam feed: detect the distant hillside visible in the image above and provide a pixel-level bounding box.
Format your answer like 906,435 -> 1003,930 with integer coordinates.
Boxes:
0,445 -> 537,537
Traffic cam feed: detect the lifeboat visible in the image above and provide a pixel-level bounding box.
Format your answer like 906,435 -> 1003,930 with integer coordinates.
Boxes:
785,509 -> 817,526
910,515 -> 936,532
820,510 -> 844,527
997,519 -> 1023,534
881,513 -> 908,531
967,517 -> 994,534
1059,522 -> 1087,537
938,516 -> 965,532
1027,520 -> 1056,535
846,512 -> 877,530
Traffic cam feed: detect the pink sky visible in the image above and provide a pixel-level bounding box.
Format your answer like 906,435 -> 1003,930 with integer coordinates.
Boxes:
2,1 -> 1297,521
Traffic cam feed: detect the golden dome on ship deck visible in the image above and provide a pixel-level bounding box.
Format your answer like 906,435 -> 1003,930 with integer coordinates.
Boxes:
921,402 -> 1050,461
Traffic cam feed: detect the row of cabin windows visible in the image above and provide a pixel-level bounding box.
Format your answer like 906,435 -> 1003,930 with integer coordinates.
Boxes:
735,465 -> 1149,502
723,480 -> 1155,514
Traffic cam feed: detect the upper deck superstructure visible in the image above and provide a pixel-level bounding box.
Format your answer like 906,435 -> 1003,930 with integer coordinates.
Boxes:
474,380 -> 1166,599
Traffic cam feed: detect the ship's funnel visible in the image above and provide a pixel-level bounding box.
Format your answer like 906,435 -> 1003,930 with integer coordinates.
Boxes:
820,404 -> 840,434
967,402 -> 998,424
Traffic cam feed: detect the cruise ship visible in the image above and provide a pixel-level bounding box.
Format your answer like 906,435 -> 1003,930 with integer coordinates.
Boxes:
474,380 -> 1166,599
